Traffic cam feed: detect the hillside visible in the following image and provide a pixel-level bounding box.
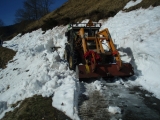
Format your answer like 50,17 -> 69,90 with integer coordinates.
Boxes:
0,0 -> 160,40
25,0 -> 160,32
0,21 -> 33,41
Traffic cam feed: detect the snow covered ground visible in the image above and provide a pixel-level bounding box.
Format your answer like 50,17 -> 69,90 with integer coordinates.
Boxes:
100,6 -> 160,99
0,27 -> 80,119
124,0 -> 142,9
0,4 -> 160,120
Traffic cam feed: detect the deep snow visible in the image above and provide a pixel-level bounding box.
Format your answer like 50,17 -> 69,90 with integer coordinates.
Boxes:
100,6 -> 160,99
0,27 -> 80,119
0,4 -> 160,120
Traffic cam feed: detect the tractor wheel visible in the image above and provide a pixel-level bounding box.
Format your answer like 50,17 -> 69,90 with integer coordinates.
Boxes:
64,44 -> 70,61
64,44 -> 76,70
69,54 -> 75,70
75,65 -> 79,79
64,50 -> 68,61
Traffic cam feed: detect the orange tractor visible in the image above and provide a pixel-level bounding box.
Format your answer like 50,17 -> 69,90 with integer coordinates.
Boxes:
65,20 -> 134,79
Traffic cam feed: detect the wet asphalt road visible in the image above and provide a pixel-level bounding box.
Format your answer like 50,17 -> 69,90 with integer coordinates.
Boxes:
78,79 -> 160,120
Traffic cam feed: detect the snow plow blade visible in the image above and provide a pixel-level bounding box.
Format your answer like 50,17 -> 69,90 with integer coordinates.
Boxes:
77,63 -> 134,79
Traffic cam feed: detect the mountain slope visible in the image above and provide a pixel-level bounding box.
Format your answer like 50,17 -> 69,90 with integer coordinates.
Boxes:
24,0 -> 160,32
1,0 -> 160,40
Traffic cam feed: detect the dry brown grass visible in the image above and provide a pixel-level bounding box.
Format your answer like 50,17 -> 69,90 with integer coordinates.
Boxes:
2,95 -> 71,120
1,0 -> 160,40
24,0 -> 160,32
0,20 -> 33,41
0,47 -> 16,69
24,0 -> 131,31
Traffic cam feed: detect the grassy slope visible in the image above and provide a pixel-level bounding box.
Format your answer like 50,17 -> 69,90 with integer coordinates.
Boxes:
2,95 -> 71,120
25,0 -> 130,31
0,47 -> 16,69
0,21 -> 33,41
24,0 -> 160,32
1,0 -> 160,40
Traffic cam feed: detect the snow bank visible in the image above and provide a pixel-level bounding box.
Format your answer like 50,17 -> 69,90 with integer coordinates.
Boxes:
100,6 -> 160,98
0,26 -> 80,119
124,0 -> 142,9
0,102 -> 7,114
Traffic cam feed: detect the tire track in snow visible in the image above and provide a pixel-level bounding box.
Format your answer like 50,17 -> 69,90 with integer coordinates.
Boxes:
78,81 -> 109,120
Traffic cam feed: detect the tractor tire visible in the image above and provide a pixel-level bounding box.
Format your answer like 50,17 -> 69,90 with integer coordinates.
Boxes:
64,44 -> 77,70
69,52 -> 77,70
64,44 -> 70,61
64,50 -> 68,61
75,65 -> 79,79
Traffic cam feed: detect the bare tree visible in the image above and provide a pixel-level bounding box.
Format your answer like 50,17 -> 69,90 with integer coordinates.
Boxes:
15,0 -> 54,23
15,9 -> 27,23
0,19 -> 4,27
24,0 -> 39,20
39,0 -> 54,16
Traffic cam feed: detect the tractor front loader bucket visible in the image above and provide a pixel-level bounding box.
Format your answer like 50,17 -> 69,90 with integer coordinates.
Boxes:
77,63 -> 134,79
